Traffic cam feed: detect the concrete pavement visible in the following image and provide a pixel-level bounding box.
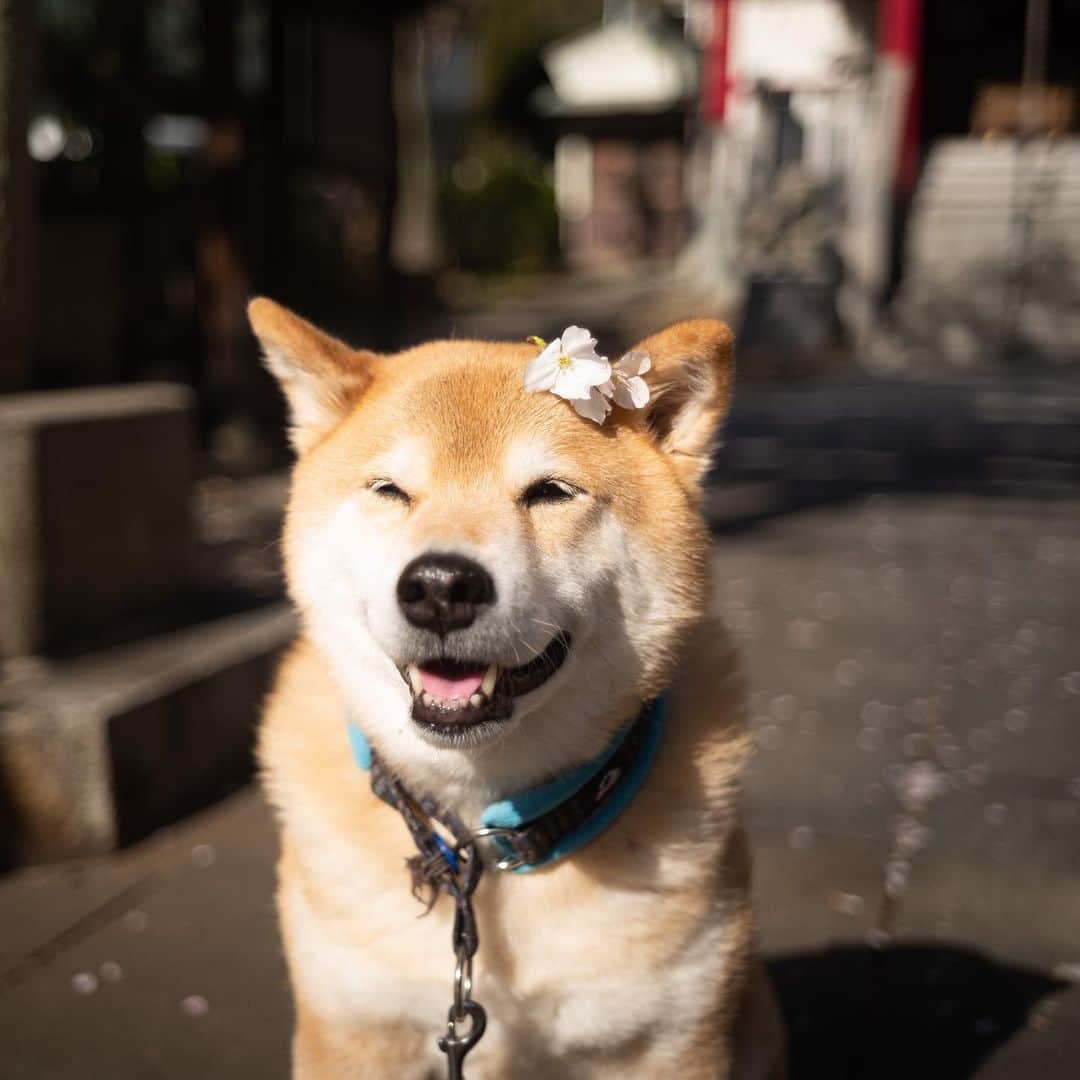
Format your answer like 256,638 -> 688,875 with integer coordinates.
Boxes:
2,494 -> 1079,1078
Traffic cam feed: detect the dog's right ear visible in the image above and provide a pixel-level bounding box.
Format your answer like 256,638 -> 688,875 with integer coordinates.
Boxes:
248,297 -> 374,453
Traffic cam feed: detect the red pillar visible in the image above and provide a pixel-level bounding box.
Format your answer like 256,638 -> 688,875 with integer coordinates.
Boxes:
878,0 -> 924,195
702,0 -> 733,124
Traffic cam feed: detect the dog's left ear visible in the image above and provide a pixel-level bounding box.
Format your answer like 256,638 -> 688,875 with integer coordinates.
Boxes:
248,297 -> 374,453
631,319 -> 734,492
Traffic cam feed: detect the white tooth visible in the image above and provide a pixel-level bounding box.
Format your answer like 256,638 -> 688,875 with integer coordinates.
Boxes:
421,691 -> 434,706
407,665 -> 424,695
469,693 -> 484,708
481,665 -> 498,697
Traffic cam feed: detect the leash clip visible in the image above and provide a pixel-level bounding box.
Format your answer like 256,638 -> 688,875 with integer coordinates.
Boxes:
438,997 -> 486,1080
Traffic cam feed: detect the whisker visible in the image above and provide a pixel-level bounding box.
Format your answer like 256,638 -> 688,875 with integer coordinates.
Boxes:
504,615 -> 526,666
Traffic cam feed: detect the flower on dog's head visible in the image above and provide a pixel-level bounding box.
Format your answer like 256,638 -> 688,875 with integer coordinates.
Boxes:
603,350 -> 651,410
525,327 -> 608,398
524,327 -> 650,425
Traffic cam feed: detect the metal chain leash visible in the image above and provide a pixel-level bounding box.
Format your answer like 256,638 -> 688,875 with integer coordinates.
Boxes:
438,848 -> 487,1079
367,751 -> 488,1079
363,704 -> 656,1075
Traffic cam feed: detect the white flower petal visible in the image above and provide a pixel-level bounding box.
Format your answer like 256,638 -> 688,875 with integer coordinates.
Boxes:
560,325 -> 596,356
569,353 -> 612,387
616,374 -> 650,409
611,379 -> 634,409
628,376 -> 650,408
597,378 -> 615,399
572,387 -> 611,424
524,355 -> 558,392
615,350 -> 651,377
552,366 -> 597,400
551,379 -> 582,401
524,339 -> 563,392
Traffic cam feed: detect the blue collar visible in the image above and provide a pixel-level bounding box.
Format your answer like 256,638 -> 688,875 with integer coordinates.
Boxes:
347,696 -> 666,873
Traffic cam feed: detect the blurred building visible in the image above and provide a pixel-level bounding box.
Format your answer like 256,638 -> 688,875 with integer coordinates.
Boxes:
539,18 -> 698,267
517,0 -> 1080,370
12,0 -> 428,446
6,0 -> 1080,403
695,0 -> 1080,370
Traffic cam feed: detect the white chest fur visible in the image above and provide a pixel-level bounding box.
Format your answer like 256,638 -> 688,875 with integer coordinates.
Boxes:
282,833 -> 739,1078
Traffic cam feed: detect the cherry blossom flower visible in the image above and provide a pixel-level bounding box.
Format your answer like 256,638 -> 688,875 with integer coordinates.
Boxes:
524,327 -> 611,404
572,386 -> 613,424
601,350 -> 651,409
524,327 -> 651,425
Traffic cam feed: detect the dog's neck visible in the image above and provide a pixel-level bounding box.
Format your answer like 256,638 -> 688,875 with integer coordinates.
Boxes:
351,695 -> 666,875
342,675 -> 644,826
310,617 -> 654,824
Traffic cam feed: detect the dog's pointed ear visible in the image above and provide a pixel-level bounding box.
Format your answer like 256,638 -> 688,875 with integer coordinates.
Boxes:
632,319 -> 734,491
248,297 -> 374,453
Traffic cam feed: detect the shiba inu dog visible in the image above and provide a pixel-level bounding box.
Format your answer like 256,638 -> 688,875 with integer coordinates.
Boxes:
250,298 -> 785,1079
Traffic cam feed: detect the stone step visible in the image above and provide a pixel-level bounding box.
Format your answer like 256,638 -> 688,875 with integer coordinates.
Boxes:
924,137 -> 1080,167
909,138 -> 1080,283
0,384 -> 195,658
713,377 -> 1080,498
0,605 -> 295,866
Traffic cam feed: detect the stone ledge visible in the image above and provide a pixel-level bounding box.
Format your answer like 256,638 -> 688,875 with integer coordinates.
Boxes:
0,604 -> 296,865
0,383 -> 196,658
0,383 -> 193,426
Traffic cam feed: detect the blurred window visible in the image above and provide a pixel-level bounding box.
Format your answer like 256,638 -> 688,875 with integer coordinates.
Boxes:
147,0 -> 206,83
236,0 -> 270,98
37,0 -> 97,43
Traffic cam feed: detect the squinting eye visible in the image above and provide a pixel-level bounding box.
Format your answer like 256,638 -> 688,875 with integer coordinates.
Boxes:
522,478 -> 580,508
368,478 -> 411,504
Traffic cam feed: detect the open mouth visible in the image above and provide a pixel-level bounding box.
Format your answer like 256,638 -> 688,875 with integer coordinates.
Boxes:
401,633 -> 571,736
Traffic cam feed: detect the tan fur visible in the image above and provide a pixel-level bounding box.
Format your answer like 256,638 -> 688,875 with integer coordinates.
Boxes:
252,299 -> 786,1078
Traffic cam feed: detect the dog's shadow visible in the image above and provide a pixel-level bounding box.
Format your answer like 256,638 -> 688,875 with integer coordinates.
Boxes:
770,942 -> 1068,1080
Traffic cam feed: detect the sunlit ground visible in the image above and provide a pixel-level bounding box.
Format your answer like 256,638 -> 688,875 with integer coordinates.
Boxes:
2,494 -> 1079,1078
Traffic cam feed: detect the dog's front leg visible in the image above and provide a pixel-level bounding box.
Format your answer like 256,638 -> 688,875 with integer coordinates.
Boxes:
731,958 -> 787,1080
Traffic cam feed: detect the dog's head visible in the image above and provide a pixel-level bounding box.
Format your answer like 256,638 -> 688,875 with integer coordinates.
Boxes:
251,300 -> 733,791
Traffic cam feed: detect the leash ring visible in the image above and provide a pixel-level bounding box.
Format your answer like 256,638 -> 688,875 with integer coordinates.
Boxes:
453,950 -> 473,1019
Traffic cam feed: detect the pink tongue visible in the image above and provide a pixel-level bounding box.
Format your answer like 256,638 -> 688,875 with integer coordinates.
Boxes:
419,666 -> 486,701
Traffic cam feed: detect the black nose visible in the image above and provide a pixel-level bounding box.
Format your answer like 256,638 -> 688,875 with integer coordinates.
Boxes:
396,554 -> 496,633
